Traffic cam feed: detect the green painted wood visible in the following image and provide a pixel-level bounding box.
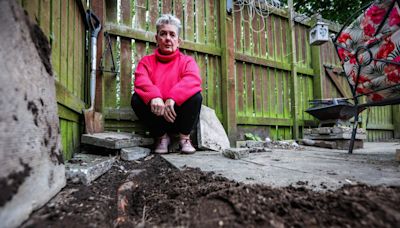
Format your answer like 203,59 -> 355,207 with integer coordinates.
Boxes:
393,105 -> 400,138
56,81 -> 86,113
288,0 -> 299,139
261,66 -> 269,117
60,0 -> 68,87
120,0 -> 132,108
245,63 -> 253,116
105,25 -> 222,56
135,0 -> 146,30
254,65 -> 263,116
236,62 -> 244,115
242,7 -> 251,55
233,5 -> 244,53
205,0 -> 215,45
237,117 -> 292,126
103,0 -> 118,111
67,0 -> 75,95
40,0 -> 51,37
51,0 -> 61,80
174,0 -> 183,32
61,120 -> 68,159
161,0 -> 172,14
184,0 -> 194,42
214,0 -> 221,47
58,104 -> 80,123
23,0 -> 40,23
195,0 -> 205,43
148,0 -> 158,33
74,1 -> 83,99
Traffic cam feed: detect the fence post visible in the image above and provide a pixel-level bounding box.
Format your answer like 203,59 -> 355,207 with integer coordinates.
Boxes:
288,0 -> 299,139
220,0 -> 237,144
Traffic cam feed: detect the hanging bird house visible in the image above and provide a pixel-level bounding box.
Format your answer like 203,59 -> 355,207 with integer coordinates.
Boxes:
309,21 -> 329,45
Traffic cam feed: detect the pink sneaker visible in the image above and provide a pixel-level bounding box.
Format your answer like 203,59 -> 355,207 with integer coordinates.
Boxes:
179,138 -> 196,154
154,135 -> 170,154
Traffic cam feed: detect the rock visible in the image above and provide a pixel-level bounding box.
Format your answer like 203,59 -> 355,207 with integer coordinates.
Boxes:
120,147 -> 151,161
0,1 -> 65,227
65,154 -> 116,185
236,140 -> 265,148
222,148 -> 250,160
81,132 -> 153,149
197,105 -> 230,151
248,147 -> 272,153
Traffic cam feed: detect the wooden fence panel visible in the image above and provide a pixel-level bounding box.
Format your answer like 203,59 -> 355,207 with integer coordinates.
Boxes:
22,0 -> 87,159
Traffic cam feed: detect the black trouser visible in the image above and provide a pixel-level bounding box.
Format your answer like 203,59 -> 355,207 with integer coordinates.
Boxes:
131,92 -> 202,137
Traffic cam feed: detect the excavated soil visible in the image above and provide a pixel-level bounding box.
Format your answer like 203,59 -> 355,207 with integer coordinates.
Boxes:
23,155 -> 400,228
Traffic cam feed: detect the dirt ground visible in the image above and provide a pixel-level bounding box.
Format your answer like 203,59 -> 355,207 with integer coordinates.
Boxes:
23,155 -> 400,228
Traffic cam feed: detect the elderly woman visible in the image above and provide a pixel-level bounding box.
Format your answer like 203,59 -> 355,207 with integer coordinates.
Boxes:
131,14 -> 202,154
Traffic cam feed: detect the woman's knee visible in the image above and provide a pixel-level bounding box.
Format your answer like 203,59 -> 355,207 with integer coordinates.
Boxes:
186,92 -> 202,106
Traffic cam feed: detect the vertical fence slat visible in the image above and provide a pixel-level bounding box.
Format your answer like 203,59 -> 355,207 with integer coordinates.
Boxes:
104,0 -> 118,109
205,0 -> 215,45
60,0 -> 68,86
195,0 -> 205,43
236,62 -> 244,115
207,55 -> 215,108
135,0 -> 146,30
243,8 -> 250,55
148,0 -> 158,33
262,66 -> 269,117
174,0 -> 183,31
120,0 -> 132,108
267,15 -> 274,59
52,0 -> 61,80
67,0 -> 75,93
74,2 -> 82,99
161,0 -> 172,14
282,18 -> 288,63
215,0 -> 221,47
184,0 -> 194,42
234,4 -> 242,52
260,25 -> 267,58
274,17 -> 282,61
40,0 -> 51,37
245,63 -> 253,116
196,53 -> 207,106
254,66 -> 262,116
252,15 -> 259,56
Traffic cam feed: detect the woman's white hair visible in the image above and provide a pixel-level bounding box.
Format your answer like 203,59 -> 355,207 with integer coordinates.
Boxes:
156,14 -> 182,36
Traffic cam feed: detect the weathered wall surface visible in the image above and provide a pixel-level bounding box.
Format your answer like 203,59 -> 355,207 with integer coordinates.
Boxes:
0,1 -> 66,227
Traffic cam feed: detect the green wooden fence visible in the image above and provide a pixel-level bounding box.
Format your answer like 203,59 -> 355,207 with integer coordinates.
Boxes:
20,0 -> 400,159
21,0 -> 87,160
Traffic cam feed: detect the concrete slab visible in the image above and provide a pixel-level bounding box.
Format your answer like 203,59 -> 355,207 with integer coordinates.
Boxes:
121,147 -> 151,161
197,105 -> 230,151
81,132 -> 153,149
65,154 -> 116,185
162,142 -> 400,191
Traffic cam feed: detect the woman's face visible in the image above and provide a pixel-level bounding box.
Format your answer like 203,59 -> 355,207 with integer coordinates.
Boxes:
155,24 -> 181,54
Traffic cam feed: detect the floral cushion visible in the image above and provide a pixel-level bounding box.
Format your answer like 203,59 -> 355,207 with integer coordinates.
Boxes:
335,0 -> 400,103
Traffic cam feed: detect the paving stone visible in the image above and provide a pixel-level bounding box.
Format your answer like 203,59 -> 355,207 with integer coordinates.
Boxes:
236,140 -> 265,148
120,147 -> 151,161
222,148 -> 250,160
396,149 -> 400,162
248,147 -> 272,153
81,132 -> 153,149
65,154 -> 116,185
197,105 -> 230,151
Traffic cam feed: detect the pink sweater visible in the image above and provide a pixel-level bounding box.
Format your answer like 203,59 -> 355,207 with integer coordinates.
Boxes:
134,48 -> 202,106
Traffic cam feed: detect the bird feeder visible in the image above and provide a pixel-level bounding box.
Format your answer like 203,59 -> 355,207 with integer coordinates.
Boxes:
309,21 -> 329,45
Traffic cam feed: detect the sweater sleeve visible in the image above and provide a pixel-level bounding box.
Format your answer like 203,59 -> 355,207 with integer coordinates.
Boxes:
134,59 -> 162,104
166,57 -> 202,106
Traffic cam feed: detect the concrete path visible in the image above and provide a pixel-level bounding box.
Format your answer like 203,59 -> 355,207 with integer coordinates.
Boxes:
162,142 -> 400,191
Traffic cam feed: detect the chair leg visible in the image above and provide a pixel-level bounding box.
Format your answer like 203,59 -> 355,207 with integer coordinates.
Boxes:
349,111 -> 359,154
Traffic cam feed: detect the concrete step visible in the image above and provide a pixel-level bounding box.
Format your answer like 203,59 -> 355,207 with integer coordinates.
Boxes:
65,153 -> 116,185
81,132 -> 153,149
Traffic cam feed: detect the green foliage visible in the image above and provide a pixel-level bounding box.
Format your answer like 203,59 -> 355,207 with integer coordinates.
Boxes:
282,0 -> 372,24
244,133 -> 262,141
